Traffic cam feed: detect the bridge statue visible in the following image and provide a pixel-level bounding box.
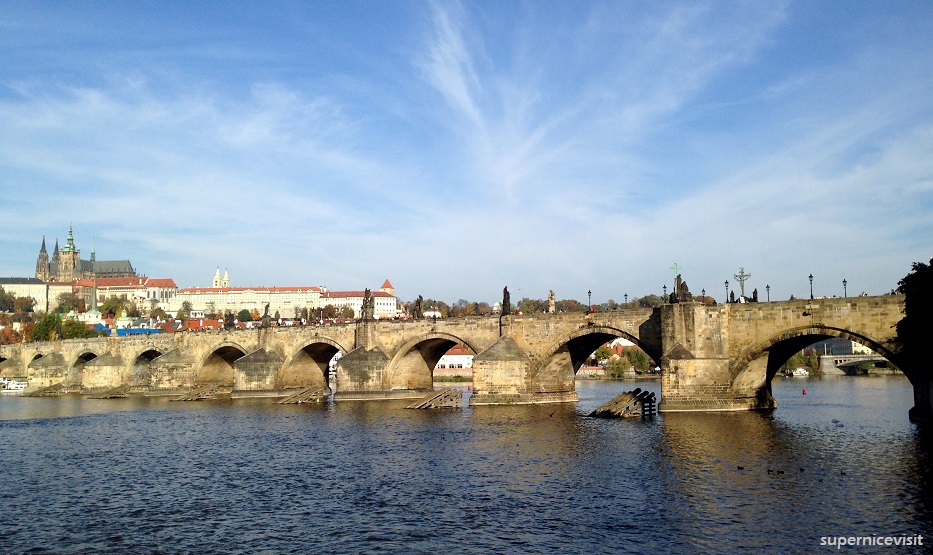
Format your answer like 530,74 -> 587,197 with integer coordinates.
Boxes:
261,303 -> 271,328
548,290 -> 556,314
361,289 -> 375,321
502,287 -> 511,316
413,295 -> 424,319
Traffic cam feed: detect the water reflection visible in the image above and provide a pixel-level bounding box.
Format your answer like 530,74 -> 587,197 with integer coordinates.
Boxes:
0,375 -> 929,554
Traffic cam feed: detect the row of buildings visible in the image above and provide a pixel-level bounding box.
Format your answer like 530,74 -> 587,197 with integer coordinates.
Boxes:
1,228 -> 401,319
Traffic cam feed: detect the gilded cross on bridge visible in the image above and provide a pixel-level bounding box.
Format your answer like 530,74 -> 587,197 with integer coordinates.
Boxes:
734,267 -> 751,298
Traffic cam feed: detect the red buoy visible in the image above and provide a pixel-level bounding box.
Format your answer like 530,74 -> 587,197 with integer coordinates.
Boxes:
802,389 -> 807,395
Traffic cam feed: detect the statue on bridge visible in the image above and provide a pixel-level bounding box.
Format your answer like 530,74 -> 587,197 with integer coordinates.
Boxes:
502,287 -> 511,316
413,295 -> 424,319
548,290 -> 556,314
362,288 -> 375,321
671,274 -> 693,303
261,303 -> 271,328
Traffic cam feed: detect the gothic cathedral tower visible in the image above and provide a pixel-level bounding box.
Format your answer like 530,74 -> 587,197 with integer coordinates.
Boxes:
35,237 -> 50,281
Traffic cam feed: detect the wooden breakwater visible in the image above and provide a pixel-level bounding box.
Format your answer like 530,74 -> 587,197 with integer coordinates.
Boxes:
405,388 -> 463,409
589,388 -> 657,418
277,387 -> 330,404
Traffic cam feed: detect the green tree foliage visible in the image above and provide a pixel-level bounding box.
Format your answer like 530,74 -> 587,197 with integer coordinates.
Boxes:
896,257 -> 933,371
61,318 -> 100,339
124,301 -> 141,318
321,304 -> 337,319
555,299 -> 585,312
0,286 -> 14,312
635,295 -> 665,308
516,297 -> 547,314
31,313 -> 62,341
14,297 -> 36,313
55,292 -> 84,313
625,348 -> 651,372
593,346 -> 614,362
100,296 -> 124,317
150,307 -> 168,320
337,306 -> 354,319
237,309 -> 252,322
177,301 -> 193,320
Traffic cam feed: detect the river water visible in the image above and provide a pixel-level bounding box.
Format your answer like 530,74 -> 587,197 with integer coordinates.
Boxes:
1,375 -> 930,554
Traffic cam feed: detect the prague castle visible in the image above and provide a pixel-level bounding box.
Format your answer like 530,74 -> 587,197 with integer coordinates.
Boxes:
35,226 -> 136,283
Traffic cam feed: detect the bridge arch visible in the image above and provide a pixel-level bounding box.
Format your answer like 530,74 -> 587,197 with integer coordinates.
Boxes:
130,346 -> 165,387
196,342 -> 249,386
525,325 -> 659,398
71,350 -> 100,368
538,325 -> 657,374
729,325 -> 907,402
280,338 -> 348,390
385,332 -> 479,390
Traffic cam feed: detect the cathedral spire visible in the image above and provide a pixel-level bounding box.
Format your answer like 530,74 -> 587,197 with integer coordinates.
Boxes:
63,224 -> 77,253
90,238 -> 96,263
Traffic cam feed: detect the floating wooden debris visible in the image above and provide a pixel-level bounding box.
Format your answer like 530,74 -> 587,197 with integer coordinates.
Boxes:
171,384 -> 221,401
86,385 -> 131,399
589,388 -> 657,418
278,387 -> 329,404
405,388 -> 463,409
22,382 -> 65,397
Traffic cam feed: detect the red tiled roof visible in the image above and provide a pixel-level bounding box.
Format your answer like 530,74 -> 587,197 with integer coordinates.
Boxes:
445,344 -> 473,356
381,279 -> 394,289
178,286 -> 322,294
321,290 -> 394,299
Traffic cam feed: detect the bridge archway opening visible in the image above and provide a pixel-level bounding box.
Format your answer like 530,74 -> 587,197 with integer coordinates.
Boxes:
537,328 -> 656,397
388,335 -> 476,391
732,328 -> 906,410
282,342 -> 342,391
131,349 -> 163,387
197,345 -> 247,386
73,352 -> 99,367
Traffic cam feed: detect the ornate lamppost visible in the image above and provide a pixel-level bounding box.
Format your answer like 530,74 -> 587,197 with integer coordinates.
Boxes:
624,293 -> 628,304
809,273 -> 814,299
843,279 -> 847,298
724,280 -> 729,303
587,290 -> 591,312
766,284 -> 770,302
663,285 -> 667,299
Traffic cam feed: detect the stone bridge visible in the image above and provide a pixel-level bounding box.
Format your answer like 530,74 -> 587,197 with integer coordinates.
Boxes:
1,295 -> 927,420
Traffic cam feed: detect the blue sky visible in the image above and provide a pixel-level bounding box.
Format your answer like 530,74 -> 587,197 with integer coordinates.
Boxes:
1,1 -> 931,304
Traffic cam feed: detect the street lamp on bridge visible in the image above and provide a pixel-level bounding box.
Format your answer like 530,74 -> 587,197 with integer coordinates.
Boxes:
809,273 -> 814,299
725,280 -> 729,304
766,284 -> 770,302
843,279 -> 847,298
624,293 -> 628,304
587,290 -> 591,312
663,285 -> 667,299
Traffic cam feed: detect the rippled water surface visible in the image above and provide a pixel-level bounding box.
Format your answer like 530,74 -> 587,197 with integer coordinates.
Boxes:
1,376 -> 931,554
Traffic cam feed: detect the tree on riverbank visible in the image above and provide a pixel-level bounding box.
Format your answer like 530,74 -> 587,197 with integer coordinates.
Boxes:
895,257 -> 933,373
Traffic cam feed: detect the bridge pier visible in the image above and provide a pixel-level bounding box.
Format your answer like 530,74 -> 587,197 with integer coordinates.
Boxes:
658,302 -> 776,412
470,319 -> 578,405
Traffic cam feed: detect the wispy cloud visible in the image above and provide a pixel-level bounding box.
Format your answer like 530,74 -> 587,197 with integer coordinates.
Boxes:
0,1 -> 930,302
